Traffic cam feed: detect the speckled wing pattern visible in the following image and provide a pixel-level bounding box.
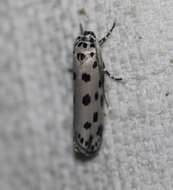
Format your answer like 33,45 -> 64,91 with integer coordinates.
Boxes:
73,22 -> 117,158
73,33 -> 104,158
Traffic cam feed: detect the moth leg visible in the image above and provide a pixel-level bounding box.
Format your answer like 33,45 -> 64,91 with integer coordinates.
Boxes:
67,68 -> 77,81
102,78 -> 109,107
99,21 -> 116,47
67,68 -> 73,73
104,70 -> 122,82
103,92 -> 109,107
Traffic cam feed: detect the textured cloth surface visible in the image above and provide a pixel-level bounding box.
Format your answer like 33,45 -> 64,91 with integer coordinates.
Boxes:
0,0 -> 173,189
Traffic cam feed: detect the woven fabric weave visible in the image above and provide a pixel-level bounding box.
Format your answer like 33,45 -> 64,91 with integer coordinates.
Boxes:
0,0 -> 173,189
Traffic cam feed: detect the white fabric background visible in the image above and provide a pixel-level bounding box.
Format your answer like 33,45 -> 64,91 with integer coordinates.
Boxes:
0,0 -> 173,189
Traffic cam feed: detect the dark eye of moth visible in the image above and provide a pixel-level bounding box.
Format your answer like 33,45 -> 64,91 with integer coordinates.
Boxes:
77,53 -> 85,61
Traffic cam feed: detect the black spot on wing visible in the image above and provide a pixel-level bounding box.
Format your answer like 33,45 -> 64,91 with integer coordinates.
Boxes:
77,53 -> 85,61
82,73 -> 91,82
95,91 -> 98,100
93,61 -> 97,68
99,80 -> 102,88
88,135 -> 93,147
83,122 -> 92,129
93,112 -> 98,122
82,94 -> 91,106
85,141 -> 88,146
90,52 -> 94,57
80,137 -> 84,144
96,124 -> 103,137
90,43 -> 95,48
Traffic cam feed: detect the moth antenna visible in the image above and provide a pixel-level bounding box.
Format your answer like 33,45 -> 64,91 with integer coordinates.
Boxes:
99,21 -> 116,46
104,70 -> 122,82
80,23 -> 84,34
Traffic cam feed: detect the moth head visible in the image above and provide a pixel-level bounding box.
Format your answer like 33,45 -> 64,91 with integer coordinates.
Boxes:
83,31 -> 96,43
74,28 -> 97,65
75,31 -> 96,50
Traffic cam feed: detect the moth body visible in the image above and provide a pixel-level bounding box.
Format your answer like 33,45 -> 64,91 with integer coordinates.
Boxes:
73,23 -> 117,158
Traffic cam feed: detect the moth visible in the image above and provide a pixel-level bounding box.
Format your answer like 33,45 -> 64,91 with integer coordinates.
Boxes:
73,22 -> 122,158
